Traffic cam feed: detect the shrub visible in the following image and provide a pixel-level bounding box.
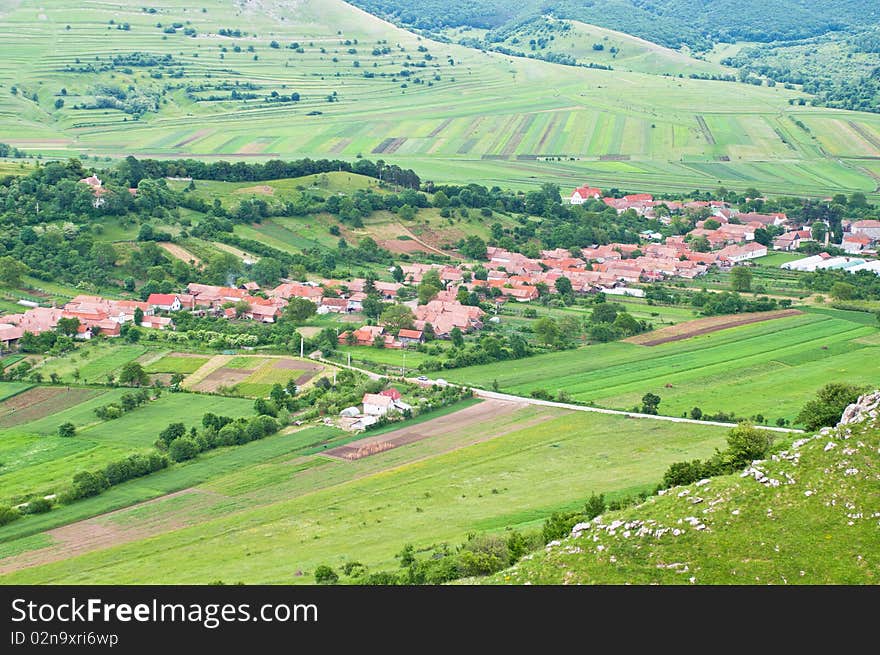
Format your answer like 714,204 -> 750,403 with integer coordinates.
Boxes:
314,565 -> 339,585
169,436 -> 199,462
0,505 -> 20,526
22,498 -> 53,514
58,422 -> 76,438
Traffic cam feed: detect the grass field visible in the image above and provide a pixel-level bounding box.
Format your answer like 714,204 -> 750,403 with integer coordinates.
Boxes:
34,342 -> 149,384
0,407 -> 731,583
142,354 -> 210,375
442,309 -> 880,424
0,387 -> 256,502
0,0 -> 876,198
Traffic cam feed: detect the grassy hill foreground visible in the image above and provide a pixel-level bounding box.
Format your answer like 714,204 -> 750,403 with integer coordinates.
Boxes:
477,393 -> 880,584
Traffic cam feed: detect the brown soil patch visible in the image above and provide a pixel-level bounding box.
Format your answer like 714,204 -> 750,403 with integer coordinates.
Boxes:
379,239 -> 430,254
234,185 -> 275,195
325,399 -> 528,460
0,489 -> 224,575
173,129 -> 209,148
158,242 -> 201,266
0,387 -> 98,427
192,368 -> 253,393
625,309 -> 803,346
275,359 -> 322,371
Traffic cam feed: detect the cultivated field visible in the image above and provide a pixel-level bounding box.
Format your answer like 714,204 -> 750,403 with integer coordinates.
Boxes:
0,0 -> 876,197
624,309 -> 802,346
184,355 -> 327,396
0,406 -> 730,583
443,309 -> 880,424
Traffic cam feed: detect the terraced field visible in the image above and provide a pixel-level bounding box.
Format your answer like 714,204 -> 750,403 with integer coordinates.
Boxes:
0,0 -> 876,197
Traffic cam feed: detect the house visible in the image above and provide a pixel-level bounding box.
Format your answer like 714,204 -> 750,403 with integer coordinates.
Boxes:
317,297 -> 349,314
569,185 -> 602,204
717,242 -> 768,263
850,220 -> 880,240
338,325 -> 385,346
842,233 -> 873,254
379,388 -> 402,401
0,323 -> 24,350
362,393 -> 396,417
397,329 -> 424,346
147,294 -> 182,312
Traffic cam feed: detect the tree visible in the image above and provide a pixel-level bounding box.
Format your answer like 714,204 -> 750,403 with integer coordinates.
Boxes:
555,276 -> 573,297
159,422 -> 186,446
703,219 -> 721,230
690,235 -> 711,253
533,317 -> 560,346
0,256 -> 27,287
795,383 -> 865,430
418,269 -> 444,305
641,393 -> 661,415
56,317 -> 81,337
459,235 -> 487,260
169,436 -> 199,462
450,326 -> 464,348
314,565 -> 339,585
252,257 -> 282,285
690,407 -> 703,420
380,304 -> 415,333
118,362 -> 149,387
373,333 -> 385,349
590,303 -> 621,324
133,307 -> 144,326
58,422 -> 76,438
361,295 -> 384,321
613,312 -> 642,337
284,297 -> 317,323
831,282 -> 857,301
730,266 -> 752,292
811,222 -> 827,243
724,423 -> 773,466
391,265 -> 404,283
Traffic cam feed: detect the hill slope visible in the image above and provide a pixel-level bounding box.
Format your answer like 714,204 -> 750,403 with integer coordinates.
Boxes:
0,0 -> 878,197
481,391 -> 880,584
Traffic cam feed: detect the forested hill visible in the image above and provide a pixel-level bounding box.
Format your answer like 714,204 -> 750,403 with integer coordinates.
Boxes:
350,0 -> 880,51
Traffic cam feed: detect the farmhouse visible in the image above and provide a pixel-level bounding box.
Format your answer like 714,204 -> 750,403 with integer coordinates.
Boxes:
842,233 -> 873,254
569,185 -> 602,204
362,393 -> 396,416
849,220 -> 880,240
717,242 -> 768,263
147,293 -> 183,312
397,329 -> 424,346
414,300 -> 485,338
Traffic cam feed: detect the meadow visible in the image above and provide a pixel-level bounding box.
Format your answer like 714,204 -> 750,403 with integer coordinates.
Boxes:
0,407 -> 730,583
0,387 -> 255,502
0,0 -> 876,198
443,309 -> 880,424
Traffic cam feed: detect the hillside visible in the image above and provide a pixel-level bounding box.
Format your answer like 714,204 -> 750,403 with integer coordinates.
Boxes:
480,391 -> 880,584
0,0 -> 879,197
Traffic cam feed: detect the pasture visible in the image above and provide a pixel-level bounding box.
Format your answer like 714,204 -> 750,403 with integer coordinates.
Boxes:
0,387 -> 256,503
35,342 -> 148,384
0,406 -> 730,583
0,0 -> 875,198
443,309 -> 880,424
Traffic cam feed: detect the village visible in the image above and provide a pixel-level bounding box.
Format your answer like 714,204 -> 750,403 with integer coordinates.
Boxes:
2,181 -> 879,353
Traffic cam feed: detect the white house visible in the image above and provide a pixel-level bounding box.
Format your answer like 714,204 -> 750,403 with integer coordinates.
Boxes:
147,294 -> 183,312
569,185 -> 602,205
851,220 -> 880,240
362,393 -> 396,417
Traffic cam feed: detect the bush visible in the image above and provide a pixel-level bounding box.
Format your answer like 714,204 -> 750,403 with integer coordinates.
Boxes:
58,422 -> 76,438
22,497 -> 53,514
795,382 -> 865,431
169,436 -> 199,462
0,505 -> 20,526
314,565 -> 339,585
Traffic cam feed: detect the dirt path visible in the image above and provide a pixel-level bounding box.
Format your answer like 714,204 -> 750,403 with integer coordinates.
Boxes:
395,223 -> 459,258
624,309 -> 802,346
325,399 -> 533,460
212,241 -> 259,263
158,242 -> 201,266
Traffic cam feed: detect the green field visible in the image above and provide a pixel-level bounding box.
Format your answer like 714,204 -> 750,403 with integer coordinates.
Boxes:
34,342 -> 148,384
483,409 -> 880,584
143,354 -> 210,374
443,310 -> 880,424
0,408 -> 730,583
0,388 -> 255,502
0,382 -> 33,401
0,0 -> 877,198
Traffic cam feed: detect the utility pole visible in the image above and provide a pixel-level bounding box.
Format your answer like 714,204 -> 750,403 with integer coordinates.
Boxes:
300,336 -> 304,358
347,352 -> 351,367
402,351 -> 406,379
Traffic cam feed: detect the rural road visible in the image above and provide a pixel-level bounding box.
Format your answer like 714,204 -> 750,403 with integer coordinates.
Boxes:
313,356 -> 805,434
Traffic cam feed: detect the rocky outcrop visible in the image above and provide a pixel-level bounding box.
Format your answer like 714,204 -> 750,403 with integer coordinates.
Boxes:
838,391 -> 880,427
